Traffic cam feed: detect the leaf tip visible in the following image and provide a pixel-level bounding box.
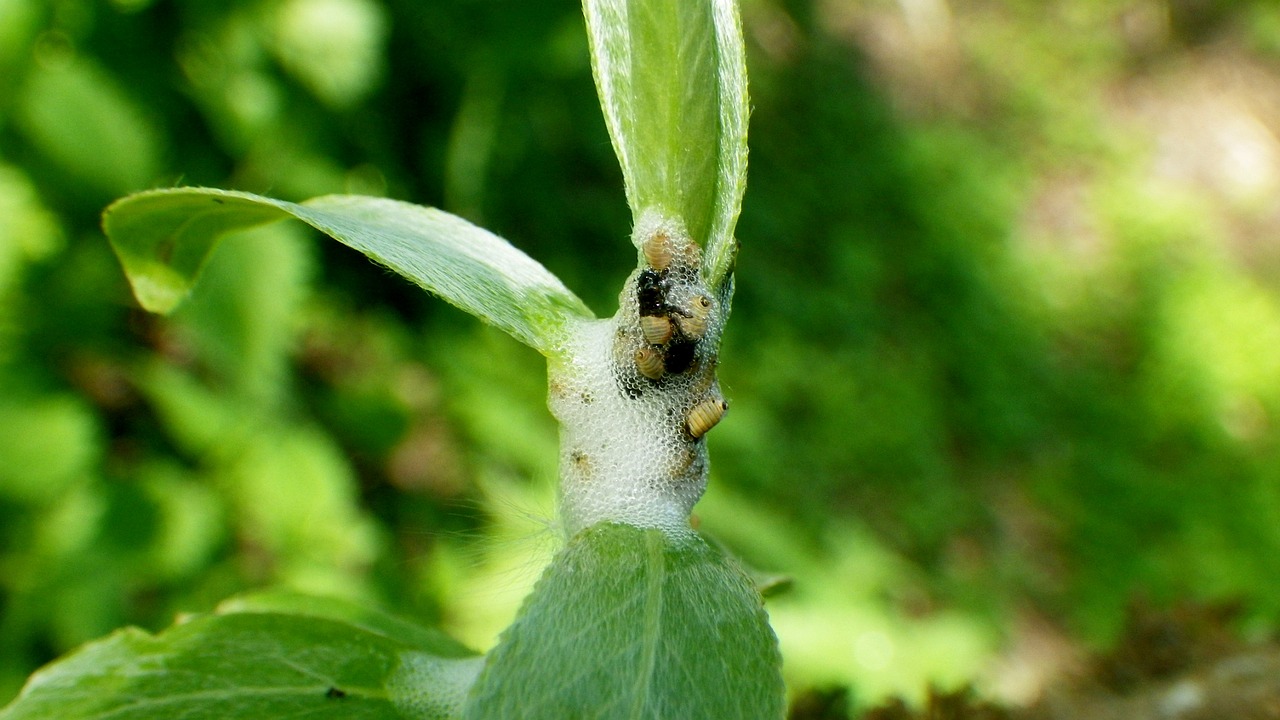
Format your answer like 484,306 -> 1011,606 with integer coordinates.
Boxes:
122,264 -> 190,314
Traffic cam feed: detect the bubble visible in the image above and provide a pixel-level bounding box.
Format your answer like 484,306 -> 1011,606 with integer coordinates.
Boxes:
387,652 -> 485,720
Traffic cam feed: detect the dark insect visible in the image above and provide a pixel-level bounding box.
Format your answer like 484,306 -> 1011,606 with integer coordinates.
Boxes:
636,269 -> 669,317
663,337 -> 696,374
325,687 -> 347,700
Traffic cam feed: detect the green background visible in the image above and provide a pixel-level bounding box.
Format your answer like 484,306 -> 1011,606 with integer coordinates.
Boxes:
3,0 -> 1280,709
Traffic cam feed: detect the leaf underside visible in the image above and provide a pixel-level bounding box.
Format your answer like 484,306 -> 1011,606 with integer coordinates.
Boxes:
462,523 -> 785,720
102,188 -> 594,356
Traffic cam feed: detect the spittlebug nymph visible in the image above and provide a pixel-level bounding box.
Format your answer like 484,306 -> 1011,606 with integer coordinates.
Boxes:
686,398 -> 728,439
675,294 -> 713,339
643,231 -> 673,271
640,315 -> 673,345
634,346 -> 664,379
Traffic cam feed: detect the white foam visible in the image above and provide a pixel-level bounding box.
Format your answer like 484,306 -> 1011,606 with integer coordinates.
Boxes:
387,652 -> 485,720
549,217 -> 727,537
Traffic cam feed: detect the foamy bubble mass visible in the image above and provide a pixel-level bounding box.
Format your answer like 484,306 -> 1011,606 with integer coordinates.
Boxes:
388,652 -> 485,720
549,212 -> 729,537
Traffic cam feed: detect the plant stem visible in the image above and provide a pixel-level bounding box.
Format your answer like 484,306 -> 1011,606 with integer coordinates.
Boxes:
550,213 -> 728,537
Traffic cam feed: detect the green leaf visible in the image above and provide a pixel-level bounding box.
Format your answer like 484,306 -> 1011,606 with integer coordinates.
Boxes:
462,523 -> 784,720
268,0 -> 387,108
0,601 -> 481,720
0,164 -> 65,295
218,424 -> 382,593
170,222 -> 314,405
583,0 -> 749,288
17,54 -> 163,195
217,591 -> 476,660
0,396 -> 100,504
102,188 -> 594,356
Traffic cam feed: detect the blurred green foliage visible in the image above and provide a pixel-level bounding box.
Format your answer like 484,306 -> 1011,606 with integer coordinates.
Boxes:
5,0 -> 1280,710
